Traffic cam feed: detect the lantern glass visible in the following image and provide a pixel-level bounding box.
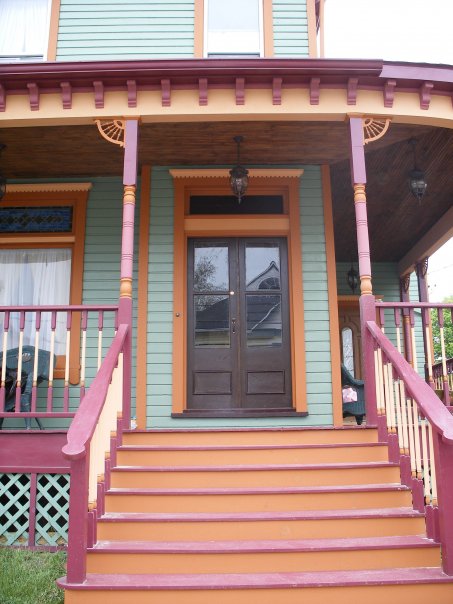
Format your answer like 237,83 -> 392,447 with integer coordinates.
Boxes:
409,169 -> 427,202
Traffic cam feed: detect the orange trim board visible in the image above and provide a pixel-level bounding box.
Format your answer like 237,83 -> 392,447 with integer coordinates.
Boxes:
136,166 -> 151,429
171,175 -> 307,414
321,165 -> 343,427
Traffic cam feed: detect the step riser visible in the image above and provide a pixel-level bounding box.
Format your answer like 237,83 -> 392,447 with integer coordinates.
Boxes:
110,466 -> 400,489
63,583 -> 453,604
116,445 -> 389,466
86,547 -> 440,574
97,516 -> 425,541
104,489 -> 411,513
122,429 -> 378,447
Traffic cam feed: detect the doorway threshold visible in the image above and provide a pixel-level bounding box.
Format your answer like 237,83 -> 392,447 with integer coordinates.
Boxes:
172,409 -> 309,419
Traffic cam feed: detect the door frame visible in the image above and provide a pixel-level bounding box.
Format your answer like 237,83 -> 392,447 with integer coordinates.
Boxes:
170,169 -> 307,415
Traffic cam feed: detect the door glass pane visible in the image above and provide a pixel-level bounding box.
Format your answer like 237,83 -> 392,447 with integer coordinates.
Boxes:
246,294 -> 282,347
342,327 -> 355,376
194,245 -> 229,292
194,295 -> 230,347
246,244 -> 280,291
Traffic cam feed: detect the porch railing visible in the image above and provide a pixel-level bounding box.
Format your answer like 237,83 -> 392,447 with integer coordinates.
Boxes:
367,319 -> 453,575
0,305 -> 118,427
62,323 -> 128,584
375,302 -> 453,406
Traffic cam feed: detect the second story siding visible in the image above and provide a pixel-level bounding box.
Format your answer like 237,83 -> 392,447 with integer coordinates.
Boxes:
56,0 -> 196,61
55,0 -> 311,62
273,0 -> 309,57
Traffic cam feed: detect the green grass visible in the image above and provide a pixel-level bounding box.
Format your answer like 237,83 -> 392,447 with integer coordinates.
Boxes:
0,548 -> 66,604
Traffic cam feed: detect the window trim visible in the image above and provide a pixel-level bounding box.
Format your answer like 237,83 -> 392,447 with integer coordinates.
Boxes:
1,184 -> 90,383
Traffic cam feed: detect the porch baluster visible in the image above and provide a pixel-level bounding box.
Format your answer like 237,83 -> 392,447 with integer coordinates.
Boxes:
97,311 -> 104,370
80,310 -> 88,401
31,311 -> 41,413
437,308 -> 450,406
64,311 -> 72,412
15,311 -> 26,412
409,308 -> 418,372
47,311 -> 56,411
0,311 -> 9,410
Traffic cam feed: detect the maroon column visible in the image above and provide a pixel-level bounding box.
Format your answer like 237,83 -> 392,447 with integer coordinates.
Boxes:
119,119 -> 139,428
349,117 -> 377,427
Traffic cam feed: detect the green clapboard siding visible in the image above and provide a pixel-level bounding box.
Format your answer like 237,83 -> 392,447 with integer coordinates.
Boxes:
336,262 -> 425,376
56,0 -> 195,61
272,0 -> 310,57
146,165 -> 332,428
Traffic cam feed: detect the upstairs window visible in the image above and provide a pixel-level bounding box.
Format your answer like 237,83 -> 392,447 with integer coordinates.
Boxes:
0,0 -> 51,63
205,0 -> 263,57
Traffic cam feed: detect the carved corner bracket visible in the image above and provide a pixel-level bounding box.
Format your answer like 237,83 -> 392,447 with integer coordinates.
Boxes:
363,117 -> 392,145
95,119 -> 125,147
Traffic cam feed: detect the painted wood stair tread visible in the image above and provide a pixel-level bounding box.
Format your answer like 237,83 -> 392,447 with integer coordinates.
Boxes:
89,534 -> 437,553
118,442 -> 386,451
106,483 -> 408,495
99,506 -> 424,521
112,461 -> 397,471
58,567 -> 453,590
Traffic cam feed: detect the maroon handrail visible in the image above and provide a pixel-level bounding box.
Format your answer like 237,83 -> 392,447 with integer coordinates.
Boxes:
63,324 -> 128,460
367,319 -> 453,574
0,305 -> 118,311
62,324 -> 128,584
367,321 -> 453,443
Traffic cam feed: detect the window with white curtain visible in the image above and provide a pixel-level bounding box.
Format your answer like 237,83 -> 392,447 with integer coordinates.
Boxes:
0,0 -> 51,62
0,248 -> 71,353
205,0 -> 263,57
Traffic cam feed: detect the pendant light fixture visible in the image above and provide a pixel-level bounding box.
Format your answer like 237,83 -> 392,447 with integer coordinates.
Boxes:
229,135 -> 249,203
408,138 -> 427,203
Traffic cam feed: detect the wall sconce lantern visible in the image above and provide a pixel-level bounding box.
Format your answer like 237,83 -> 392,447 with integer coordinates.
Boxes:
229,135 -> 249,203
0,144 -> 6,200
408,138 -> 427,203
347,263 -> 359,294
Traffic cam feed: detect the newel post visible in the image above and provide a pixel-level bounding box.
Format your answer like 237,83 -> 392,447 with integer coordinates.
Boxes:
433,432 -> 453,575
119,119 -> 139,428
65,456 -> 89,584
348,117 -> 378,427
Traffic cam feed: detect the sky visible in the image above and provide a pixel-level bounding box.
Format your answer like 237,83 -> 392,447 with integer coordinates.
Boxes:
324,0 -> 453,302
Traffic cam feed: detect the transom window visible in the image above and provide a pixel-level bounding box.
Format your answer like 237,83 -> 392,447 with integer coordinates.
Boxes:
205,0 -> 263,57
0,0 -> 51,63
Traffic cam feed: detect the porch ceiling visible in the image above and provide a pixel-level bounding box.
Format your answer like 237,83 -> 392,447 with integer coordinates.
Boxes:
0,120 -> 451,264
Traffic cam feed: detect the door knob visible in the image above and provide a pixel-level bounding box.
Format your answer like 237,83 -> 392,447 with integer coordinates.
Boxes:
231,318 -> 236,334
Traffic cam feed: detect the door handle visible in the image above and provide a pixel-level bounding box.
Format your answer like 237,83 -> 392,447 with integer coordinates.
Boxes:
231,318 -> 236,334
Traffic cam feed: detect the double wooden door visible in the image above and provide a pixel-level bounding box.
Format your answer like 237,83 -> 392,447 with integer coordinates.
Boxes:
187,237 -> 292,411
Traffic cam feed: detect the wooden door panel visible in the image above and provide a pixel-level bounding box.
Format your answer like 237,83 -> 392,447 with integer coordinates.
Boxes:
188,237 -> 292,410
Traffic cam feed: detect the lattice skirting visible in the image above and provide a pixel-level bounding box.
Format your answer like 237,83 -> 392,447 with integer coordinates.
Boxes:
0,472 -> 70,547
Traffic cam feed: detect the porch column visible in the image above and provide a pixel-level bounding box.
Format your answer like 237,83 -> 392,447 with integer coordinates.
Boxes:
348,117 -> 378,426
119,119 -> 139,428
399,273 -> 413,365
416,257 -> 435,388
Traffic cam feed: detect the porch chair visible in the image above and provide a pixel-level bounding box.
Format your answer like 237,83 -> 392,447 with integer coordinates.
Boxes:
0,346 -> 53,430
341,363 -> 366,425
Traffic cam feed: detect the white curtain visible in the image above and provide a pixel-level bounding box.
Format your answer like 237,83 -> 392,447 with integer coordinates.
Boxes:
0,248 -> 72,353
0,0 -> 50,58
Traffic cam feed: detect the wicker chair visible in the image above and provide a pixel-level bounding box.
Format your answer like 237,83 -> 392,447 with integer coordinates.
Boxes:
0,347 -> 53,430
341,363 -> 366,425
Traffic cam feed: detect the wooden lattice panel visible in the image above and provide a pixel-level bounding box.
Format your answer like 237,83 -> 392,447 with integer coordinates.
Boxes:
0,472 -> 70,547
35,474 -> 70,546
0,473 -> 30,546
